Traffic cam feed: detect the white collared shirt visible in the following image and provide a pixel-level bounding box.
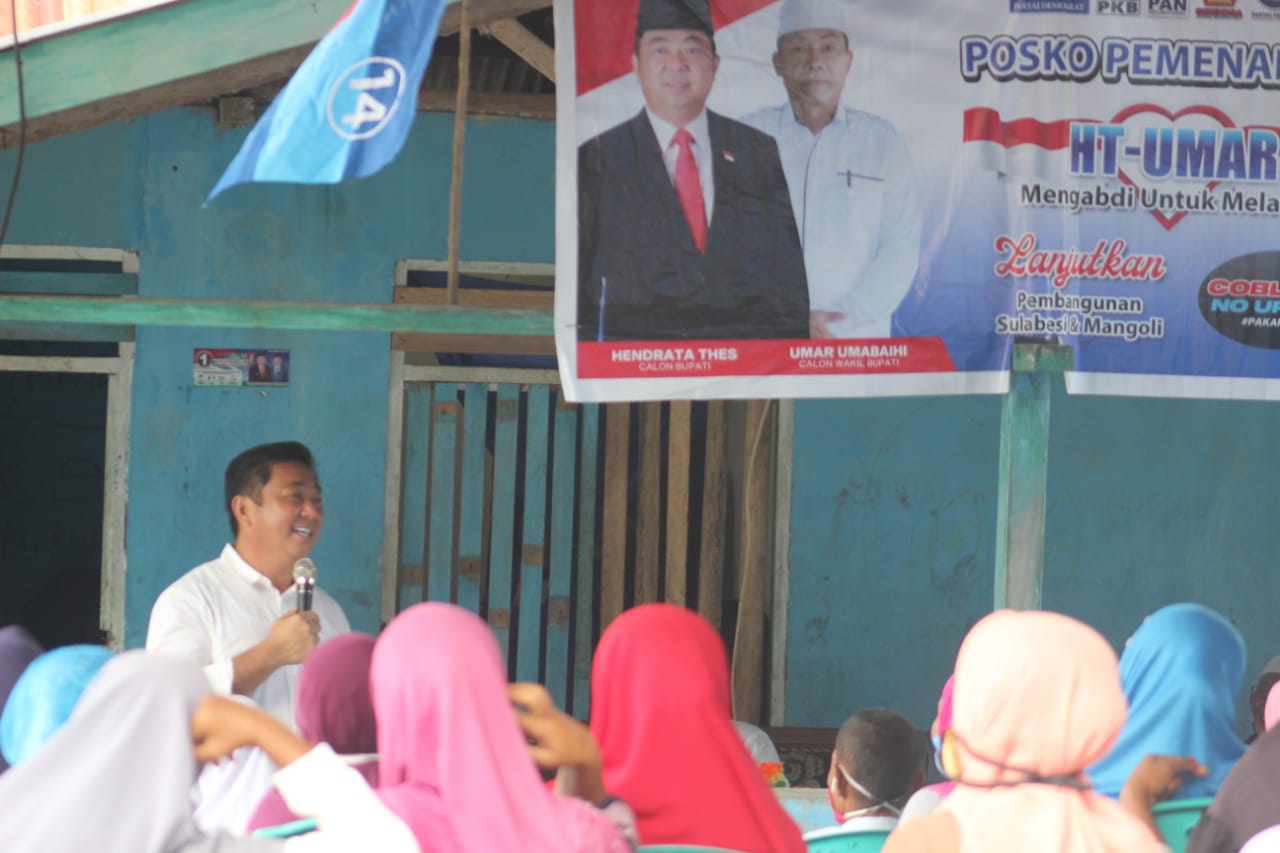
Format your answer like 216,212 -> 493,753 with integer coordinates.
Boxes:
743,103 -> 922,338
145,543 -> 350,726
803,815 -> 899,840
278,744 -> 418,852
646,107 -> 716,223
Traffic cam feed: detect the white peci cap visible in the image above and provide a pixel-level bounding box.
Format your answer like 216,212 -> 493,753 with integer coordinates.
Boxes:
777,0 -> 850,38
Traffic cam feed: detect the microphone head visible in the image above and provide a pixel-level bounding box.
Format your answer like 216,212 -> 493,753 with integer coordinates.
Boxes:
292,558 -> 318,583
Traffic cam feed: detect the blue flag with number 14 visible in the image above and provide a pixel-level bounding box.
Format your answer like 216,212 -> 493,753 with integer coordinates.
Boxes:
207,0 -> 447,201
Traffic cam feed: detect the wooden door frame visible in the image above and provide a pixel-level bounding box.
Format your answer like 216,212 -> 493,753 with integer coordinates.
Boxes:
0,342 -> 134,649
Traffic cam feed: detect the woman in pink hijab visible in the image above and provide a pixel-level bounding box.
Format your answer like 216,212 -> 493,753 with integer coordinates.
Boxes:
370,602 -> 629,853
1264,681 -> 1280,733
884,610 -> 1167,853
898,675 -> 957,823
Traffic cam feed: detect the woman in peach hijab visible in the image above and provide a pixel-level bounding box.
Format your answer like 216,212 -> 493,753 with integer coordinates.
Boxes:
885,610 -> 1167,853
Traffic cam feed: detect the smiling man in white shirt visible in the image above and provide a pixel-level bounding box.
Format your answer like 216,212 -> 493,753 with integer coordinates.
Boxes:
146,441 -> 350,727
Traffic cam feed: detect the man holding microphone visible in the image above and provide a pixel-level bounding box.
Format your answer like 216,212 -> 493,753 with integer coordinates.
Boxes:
146,441 -> 349,727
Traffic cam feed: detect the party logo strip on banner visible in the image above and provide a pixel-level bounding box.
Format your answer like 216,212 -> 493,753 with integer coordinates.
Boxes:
555,0 -> 1280,402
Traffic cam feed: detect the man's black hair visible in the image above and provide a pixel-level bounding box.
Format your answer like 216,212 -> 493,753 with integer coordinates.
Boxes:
224,441 -> 316,536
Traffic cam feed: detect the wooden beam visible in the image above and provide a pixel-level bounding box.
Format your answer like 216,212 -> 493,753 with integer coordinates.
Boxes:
992,343 -> 1071,610
0,45 -> 311,150
0,0 -> 351,129
0,0 -> 559,148
698,400 -> 727,629
600,404 -> 630,629
416,90 -> 555,121
664,400 -> 691,606
483,18 -> 555,83
438,0 -> 550,36
0,294 -> 552,334
733,399 -> 774,724
392,331 -> 553,355
395,287 -> 553,311
634,402 -> 661,605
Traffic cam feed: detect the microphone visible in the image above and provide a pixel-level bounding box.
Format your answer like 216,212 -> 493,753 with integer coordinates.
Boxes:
292,558 -> 317,612
597,276 -> 608,342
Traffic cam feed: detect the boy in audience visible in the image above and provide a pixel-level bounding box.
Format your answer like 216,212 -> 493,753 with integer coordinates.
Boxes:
810,708 -> 925,838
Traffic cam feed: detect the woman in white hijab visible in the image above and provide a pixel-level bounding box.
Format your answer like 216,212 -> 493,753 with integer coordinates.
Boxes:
0,651 -> 418,853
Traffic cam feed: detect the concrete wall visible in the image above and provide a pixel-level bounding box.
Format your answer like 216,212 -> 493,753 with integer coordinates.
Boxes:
785,380 -> 1280,733
6,102 -> 1275,724
0,106 -> 554,646
785,395 -> 1000,729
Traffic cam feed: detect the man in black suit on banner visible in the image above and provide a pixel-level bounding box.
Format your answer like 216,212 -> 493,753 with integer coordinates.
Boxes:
577,0 -> 810,342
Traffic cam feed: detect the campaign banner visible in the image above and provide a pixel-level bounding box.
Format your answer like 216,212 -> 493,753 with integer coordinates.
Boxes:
554,0 -> 1280,402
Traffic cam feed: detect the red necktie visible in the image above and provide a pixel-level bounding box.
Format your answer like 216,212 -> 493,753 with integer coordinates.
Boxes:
672,128 -> 707,254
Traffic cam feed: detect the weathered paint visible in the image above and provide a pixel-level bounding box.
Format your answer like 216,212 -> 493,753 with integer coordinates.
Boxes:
0,105 -> 553,646
1042,383 -> 1280,710
455,383 -> 489,614
427,387 -> 459,603
10,94 -> 1278,734
786,395 -> 1000,729
993,363 -> 1052,610
0,0 -> 352,126
788,382 -> 1280,733
0,294 -> 551,334
516,385 -> 550,683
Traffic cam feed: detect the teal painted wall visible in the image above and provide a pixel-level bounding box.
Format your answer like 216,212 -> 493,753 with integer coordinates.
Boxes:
123,109 -> 554,646
8,102 -> 1274,725
0,124 -> 138,648
1040,382 -> 1280,724
0,106 -> 553,647
785,395 -> 1000,730
786,381 -> 1280,733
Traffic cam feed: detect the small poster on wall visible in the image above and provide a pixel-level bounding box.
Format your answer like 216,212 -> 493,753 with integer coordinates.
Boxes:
193,349 -> 291,387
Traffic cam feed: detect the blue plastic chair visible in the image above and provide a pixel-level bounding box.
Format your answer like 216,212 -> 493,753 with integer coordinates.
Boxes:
1151,797 -> 1212,853
804,827 -> 891,853
251,818 -> 318,839
637,847 -> 750,852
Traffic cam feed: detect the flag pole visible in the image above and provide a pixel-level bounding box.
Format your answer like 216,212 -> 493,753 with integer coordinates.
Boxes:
445,0 -> 472,306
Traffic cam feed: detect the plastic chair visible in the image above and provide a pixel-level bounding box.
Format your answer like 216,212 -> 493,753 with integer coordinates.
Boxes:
1152,797 -> 1212,853
251,818 -> 318,839
637,847 -> 751,852
804,828 -> 891,853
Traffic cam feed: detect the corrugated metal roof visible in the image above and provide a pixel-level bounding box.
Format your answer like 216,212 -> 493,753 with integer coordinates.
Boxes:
425,7 -> 555,95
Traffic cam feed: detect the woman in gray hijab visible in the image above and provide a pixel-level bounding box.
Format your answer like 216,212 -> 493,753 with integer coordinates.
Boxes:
0,625 -> 42,775
0,651 -> 418,853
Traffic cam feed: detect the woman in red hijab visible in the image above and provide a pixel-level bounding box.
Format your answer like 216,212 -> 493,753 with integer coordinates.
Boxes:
589,603 -> 805,853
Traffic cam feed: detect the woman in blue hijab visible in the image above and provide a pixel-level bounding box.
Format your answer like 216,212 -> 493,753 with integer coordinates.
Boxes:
0,644 -> 113,767
1088,603 -> 1246,799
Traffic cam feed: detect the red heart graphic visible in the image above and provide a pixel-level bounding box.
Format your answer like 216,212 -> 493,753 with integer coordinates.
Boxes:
1109,103 -> 1234,231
